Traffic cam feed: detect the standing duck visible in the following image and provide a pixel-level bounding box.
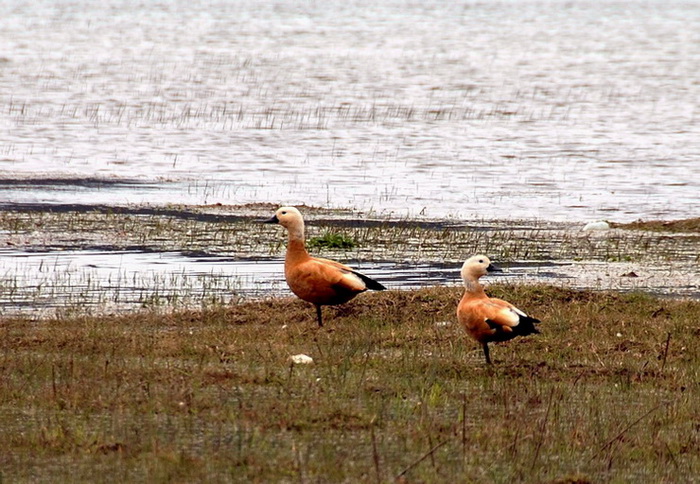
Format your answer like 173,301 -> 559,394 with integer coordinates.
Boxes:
264,206 -> 386,327
457,255 -> 540,364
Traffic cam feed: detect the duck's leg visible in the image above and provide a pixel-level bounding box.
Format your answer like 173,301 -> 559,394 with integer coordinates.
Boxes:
315,304 -> 324,327
482,342 -> 492,365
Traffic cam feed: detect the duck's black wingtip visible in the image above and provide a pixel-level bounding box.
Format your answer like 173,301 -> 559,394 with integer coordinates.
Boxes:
352,270 -> 387,291
523,315 -> 541,325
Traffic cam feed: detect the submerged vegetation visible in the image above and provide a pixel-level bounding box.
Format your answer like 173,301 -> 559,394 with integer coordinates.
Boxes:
1,205 -> 699,314
2,205 -> 699,265
1,285 -> 698,482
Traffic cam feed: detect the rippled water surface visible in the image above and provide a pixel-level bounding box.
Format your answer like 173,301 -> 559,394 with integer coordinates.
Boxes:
1,0 -> 698,221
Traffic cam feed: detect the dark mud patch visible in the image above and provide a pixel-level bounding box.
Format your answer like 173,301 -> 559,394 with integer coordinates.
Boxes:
612,218 -> 700,234
0,177 -> 154,189
0,202 -> 568,232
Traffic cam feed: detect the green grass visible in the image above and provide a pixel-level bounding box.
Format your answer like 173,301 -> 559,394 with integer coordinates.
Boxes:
1,285 -> 698,483
307,231 -> 357,250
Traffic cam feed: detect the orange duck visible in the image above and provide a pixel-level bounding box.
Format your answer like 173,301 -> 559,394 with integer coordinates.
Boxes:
264,206 -> 386,327
457,255 -> 540,364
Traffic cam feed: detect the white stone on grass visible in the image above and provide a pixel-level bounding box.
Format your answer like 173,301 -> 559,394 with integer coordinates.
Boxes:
289,354 -> 314,365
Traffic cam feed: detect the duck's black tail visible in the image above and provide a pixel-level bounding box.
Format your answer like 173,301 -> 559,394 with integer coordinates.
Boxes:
353,270 -> 387,291
515,315 -> 541,336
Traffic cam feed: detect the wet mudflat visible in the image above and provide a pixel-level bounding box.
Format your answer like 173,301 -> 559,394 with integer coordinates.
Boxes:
1,204 -> 698,315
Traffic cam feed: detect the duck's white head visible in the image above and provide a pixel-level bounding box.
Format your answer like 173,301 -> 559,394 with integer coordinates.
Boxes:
460,254 -> 502,283
264,206 -> 305,239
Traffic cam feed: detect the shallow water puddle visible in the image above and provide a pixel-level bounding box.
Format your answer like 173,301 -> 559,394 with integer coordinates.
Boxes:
0,249 -> 280,314
2,248 -> 696,316
0,248 -> 558,315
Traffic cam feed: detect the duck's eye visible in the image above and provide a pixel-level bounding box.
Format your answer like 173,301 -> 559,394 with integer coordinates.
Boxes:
479,259 -> 484,263
281,211 -> 287,215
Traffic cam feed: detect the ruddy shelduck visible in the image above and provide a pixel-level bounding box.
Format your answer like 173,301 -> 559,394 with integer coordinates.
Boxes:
457,255 -> 540,364
264,206 -> 386,327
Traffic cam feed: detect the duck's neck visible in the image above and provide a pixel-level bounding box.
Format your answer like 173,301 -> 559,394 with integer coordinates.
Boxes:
462,277 -> 486,297
286,225 -> 310,262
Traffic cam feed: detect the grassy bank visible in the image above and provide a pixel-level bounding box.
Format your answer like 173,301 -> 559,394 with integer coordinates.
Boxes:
1,285 -> 698,483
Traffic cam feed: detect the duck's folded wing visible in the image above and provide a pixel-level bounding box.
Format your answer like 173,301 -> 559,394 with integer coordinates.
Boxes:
311,258 -> 367,293
490,298 -> 542,321
484,301 -> 541,336
313,257 -> 386,291
482,301 -> 521,329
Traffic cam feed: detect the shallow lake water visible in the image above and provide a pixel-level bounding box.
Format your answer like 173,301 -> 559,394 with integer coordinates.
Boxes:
1,1 -> 699,314
0,248 -> 463,313
2,245 -> 697,316
1,0 -> 699,221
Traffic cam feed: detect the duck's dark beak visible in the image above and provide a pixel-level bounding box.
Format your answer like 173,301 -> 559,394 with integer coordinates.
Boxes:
486,263 -> 502,273
262,214 -> 279,224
